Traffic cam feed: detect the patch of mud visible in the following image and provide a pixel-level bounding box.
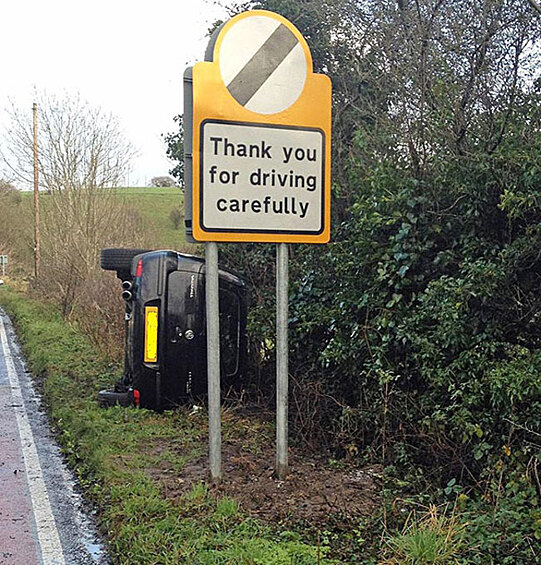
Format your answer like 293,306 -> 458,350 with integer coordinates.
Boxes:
148,437 -> 382,527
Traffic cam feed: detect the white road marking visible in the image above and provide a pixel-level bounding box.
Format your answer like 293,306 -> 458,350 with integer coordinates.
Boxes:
0,315 -> 66,565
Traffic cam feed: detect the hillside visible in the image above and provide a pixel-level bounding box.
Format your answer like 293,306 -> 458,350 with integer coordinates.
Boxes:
16,186 -> 198,255
112,186 -> 198,252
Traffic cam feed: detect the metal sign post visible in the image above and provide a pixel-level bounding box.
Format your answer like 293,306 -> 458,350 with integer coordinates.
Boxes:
276,243 -> 289,478
205,241 -> 222,483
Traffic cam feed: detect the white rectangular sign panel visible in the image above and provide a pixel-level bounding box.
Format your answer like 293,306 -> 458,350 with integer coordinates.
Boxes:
199,120 -> 325,236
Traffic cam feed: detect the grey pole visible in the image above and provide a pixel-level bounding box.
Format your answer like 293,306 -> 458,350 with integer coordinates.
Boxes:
206,241 -> 222,483
276,243 -> 289,479
33,102 -> 40,279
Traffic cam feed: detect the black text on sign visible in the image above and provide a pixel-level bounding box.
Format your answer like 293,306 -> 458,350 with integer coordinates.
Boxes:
200,120 -> 325,235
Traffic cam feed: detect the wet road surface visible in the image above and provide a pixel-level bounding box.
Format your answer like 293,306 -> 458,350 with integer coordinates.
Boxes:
0,309 -> 108,565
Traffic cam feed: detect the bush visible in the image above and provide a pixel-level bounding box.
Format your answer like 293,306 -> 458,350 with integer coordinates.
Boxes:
169,207 -> 182,230
220,90 -> 541,496
0,181 -> 31,274
0,179 -> 19,195
70,271 -> 126,359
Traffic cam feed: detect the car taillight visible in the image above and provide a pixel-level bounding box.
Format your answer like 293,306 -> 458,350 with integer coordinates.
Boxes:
135,259 -> 143,277
133,389 -> 140,407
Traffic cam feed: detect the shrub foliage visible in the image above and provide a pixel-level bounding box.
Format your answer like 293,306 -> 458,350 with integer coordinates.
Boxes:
213,2 -> 541,559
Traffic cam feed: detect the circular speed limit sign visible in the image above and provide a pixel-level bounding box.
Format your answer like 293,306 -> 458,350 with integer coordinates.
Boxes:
217,14 -> 309,115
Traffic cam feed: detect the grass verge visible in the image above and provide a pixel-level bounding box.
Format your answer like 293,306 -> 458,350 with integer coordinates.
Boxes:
4,287 -> 534,564
0,288 -> 329,564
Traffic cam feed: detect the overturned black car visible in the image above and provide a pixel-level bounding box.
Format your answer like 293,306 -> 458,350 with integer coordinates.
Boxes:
98,248 -> 247,411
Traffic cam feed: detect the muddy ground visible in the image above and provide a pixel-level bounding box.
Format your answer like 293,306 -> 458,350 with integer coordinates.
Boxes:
147,425 -> 382,529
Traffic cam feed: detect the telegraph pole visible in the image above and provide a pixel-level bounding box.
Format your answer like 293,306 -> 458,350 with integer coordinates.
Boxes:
33,102 -> 40,279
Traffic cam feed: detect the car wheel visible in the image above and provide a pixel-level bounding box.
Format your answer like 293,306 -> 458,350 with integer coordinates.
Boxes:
100,248 -> 151,273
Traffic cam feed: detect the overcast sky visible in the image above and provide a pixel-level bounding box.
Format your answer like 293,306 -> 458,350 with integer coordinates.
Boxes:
0,0 -> 234,187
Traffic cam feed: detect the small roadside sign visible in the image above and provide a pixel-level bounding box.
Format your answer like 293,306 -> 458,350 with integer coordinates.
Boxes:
0,255 -> 7,278
188,10 -> 332,243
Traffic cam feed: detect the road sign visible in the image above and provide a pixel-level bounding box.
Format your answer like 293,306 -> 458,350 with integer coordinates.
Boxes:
184,9 -> 332,483
188,10 -> 332,243
219,15 -> 307,115
200,121 -> 325,235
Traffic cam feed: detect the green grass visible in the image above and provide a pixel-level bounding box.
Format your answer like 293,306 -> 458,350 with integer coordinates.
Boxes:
115,186 -> 180,195
22,186 -> 195,252
0,288 -> 330,565
382,505 -> 466,564
113,186 -> 194,250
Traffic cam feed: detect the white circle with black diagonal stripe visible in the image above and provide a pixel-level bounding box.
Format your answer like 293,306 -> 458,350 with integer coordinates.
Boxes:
218,14 -> 308,115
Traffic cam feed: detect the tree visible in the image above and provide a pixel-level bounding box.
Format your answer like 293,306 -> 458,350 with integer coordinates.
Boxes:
1,92 -> 136,192
150,175 -> 178,187
165,0 -> 540,445
36,185 -> 143,317
280,0 -> 541,472
213,0 -> 541,458
0,178 -> 17,193
0,92 -> 142,314
0,178 -> 29,270
0,179 -> 21,207
163,114 -> 184,186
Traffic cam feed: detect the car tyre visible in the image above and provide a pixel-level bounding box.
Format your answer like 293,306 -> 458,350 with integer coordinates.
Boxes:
100,248 -> 151,273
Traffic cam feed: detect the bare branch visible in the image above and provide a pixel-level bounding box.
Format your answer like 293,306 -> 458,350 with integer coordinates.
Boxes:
1,92 -> 135,192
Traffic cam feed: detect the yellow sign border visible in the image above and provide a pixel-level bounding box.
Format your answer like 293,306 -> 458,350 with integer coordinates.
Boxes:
191,10 -> 331,244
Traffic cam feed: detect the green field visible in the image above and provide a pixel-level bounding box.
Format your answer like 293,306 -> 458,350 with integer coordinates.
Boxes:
22,186 -> 199,253
113,186 -> 193,251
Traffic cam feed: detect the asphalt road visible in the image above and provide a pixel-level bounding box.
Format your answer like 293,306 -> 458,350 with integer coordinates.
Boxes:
0,309 -> 108,565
